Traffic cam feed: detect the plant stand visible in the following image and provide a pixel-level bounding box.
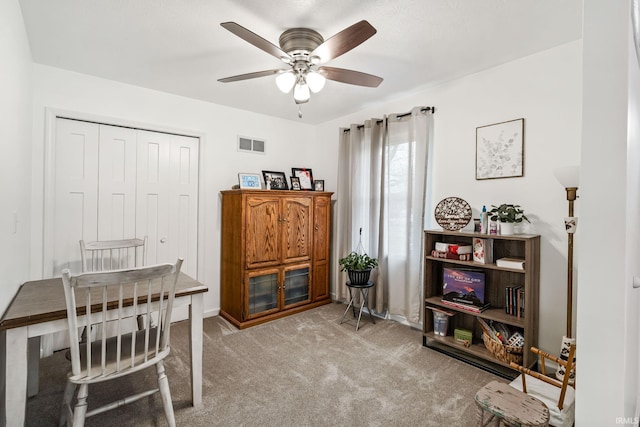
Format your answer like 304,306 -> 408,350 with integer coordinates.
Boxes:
339,281 -> 376,331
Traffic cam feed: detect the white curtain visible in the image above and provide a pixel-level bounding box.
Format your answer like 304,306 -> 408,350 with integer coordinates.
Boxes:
335,106 -> 433,325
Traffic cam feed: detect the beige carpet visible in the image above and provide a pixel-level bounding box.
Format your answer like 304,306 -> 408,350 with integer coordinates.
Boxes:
26,302 -> 501,426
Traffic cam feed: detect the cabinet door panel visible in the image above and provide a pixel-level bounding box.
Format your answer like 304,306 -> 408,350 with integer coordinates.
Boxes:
246,196 -> 280,268
282,197 -> 312,263
313,261 -> 329,301
313,195 -> 331,301
313,196 -> 331,262
245,268 -> 280,320
283,264 -> 311,308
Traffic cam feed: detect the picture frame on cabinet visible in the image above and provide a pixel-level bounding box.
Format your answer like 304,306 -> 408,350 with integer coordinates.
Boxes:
314,180 -> 324,191
290,176 -> 301,190
291,167 -> 314,190
476,118 -> 524,180
238,173 -> 262,189
262,170 -> 288,190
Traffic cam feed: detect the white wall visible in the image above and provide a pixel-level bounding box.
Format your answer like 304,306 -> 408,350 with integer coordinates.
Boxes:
29,65 -> 324,317
10,2 -> 640,422
577,1 -> 639,424
627,24 -> 640,421
317,40 -> 583,354
0,0 -> 33,315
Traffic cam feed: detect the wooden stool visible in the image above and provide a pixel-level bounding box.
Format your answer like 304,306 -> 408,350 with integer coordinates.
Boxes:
474,381 -> 550,427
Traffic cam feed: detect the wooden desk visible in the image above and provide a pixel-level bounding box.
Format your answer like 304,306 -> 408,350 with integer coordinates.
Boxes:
0,272 -> 208,426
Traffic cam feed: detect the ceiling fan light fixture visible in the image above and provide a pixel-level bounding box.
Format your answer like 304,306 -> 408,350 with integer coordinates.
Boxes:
275,71 -> 296,93
219,21 -> 383,111
293,80 -> 310,102
306,71 -> 326,93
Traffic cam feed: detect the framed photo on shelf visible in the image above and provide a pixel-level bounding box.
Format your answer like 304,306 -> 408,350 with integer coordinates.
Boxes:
262,170 -> 289,190
238,173 -> 262,189
291,167 -> 314,190
476,118 -> 524,180
290,176 -> 301,190
314,180 -> 324,191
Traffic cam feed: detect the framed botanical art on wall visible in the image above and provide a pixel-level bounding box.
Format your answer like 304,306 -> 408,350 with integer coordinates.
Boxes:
476,118 -> 524,180
291,167 -> 314,190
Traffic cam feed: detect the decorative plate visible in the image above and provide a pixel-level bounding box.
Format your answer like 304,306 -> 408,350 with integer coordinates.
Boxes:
434,197 -> 472,231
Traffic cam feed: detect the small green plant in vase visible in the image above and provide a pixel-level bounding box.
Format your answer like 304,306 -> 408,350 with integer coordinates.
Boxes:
339,251 -> 378,285
489,204 -> 530,235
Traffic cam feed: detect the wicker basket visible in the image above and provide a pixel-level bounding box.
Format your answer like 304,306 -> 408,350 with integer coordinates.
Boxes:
482,332 -> 523,364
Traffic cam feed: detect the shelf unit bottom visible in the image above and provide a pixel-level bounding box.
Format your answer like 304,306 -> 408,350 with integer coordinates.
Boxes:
422,333 -> 532,380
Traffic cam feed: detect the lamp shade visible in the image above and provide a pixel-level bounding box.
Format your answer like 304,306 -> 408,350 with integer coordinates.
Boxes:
293,82 -> 310,102
275,71 -> 296,93
306,71 -> 326,93
554,166 -> 580,188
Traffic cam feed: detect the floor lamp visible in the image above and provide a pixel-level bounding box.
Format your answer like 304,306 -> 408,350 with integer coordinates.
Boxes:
554,165 -> 579,383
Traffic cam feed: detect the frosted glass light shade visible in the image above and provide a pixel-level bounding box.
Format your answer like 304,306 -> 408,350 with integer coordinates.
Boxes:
554,166 -> 580,188
306,71 -> 326,93
275,71 -> 296,93
293,82 -> 310,102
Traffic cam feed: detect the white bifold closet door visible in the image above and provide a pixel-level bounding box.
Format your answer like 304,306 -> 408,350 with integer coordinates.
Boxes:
135,129 -> 198,275
49,118 -> 198,278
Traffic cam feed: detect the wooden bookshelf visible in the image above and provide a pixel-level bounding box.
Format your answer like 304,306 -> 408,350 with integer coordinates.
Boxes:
423,230 -> 540,379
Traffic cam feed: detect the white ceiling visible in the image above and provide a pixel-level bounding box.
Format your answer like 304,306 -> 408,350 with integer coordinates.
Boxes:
19,0 -> 582,125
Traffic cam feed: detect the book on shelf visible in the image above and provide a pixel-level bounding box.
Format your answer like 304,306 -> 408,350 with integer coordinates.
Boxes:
431,249 -> 472,261
504,285 -> 524,316
496,257 -> 525,270
448,244 -> 472,255
441,267 -> 489,312
472,238 -> 493,264
433,242 -> 472,255
441,299 -> 490,313
435,242 -> 450,252
517,287 -> 525,318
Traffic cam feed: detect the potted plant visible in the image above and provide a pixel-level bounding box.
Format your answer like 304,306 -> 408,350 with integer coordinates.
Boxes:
489,204 -> 530,235
338,251 -> 378,285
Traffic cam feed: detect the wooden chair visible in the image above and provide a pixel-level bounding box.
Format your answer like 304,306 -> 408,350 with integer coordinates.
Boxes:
80,237 -> 147,273
509,344 -> 576,427
59,259 -> 183,427
475,380 -> 549,427
79,237 -> 149,337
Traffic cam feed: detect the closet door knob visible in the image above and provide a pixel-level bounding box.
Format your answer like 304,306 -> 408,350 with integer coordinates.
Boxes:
160,237 -> 167,243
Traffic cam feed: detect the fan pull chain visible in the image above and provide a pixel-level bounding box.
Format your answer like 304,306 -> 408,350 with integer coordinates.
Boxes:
298,106 -> 303,119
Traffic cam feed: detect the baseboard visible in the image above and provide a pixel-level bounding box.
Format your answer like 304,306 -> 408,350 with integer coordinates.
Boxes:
204,308 -> 220,318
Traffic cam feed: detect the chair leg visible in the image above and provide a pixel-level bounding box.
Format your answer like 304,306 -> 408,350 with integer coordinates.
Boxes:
476,405 -> 500,427
156,361 -> 176,427
72,383 -> 89,427
59,379 -> 76,426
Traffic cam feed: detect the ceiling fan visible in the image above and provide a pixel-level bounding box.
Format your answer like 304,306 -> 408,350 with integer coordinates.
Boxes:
218,20 -> 383,106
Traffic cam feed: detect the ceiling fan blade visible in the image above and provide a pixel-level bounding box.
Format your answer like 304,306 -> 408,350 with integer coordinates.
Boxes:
318,66 -> 383,87
218,69 -> 283,83
311,20 -> 377,64
220,22 -> 292,63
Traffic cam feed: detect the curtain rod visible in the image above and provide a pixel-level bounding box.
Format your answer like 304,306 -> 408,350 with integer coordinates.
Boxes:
343,106 -> 435,132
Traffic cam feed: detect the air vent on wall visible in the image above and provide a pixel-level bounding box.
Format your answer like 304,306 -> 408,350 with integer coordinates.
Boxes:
238,136 -> 265,154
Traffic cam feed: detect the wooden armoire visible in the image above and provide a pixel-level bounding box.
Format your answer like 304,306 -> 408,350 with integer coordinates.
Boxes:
220,189 -> 332,329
